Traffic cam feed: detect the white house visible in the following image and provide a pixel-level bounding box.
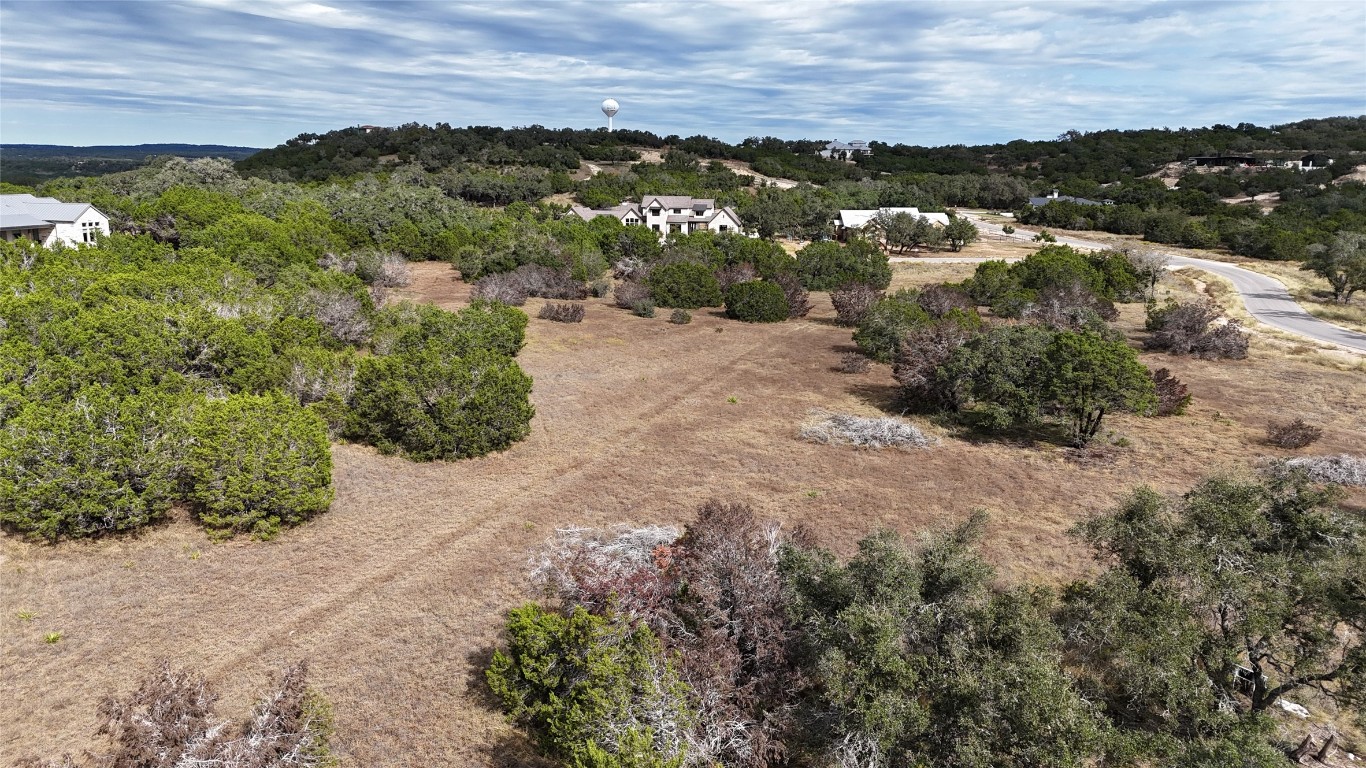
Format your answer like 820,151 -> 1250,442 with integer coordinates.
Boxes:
569,195 -> 744,241
835,207 -> 950,239
818,140 -> 873,160
0,194 -> 110,247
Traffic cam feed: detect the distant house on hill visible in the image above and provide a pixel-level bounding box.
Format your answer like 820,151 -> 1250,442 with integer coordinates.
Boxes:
818,140 -> 873,160
0,194 -> 109,247
1299,153 -> 1333,169
569,195 -> 744,241
834,207 -> 950,240
1187,153 -> 1257,167
1027,190 -> 1109,207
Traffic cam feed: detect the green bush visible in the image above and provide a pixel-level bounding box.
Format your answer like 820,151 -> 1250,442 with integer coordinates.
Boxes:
486,604 -> 691,767
186,392 -> 333,537
724,281 -> 788,323
645,262 -> 723,309
346,348 -> 534,461
0,388 -> 190,540
376,300 -> 527,358
853,291 -> 933,362
795,238 -> 892,290
668,308 -> 691,325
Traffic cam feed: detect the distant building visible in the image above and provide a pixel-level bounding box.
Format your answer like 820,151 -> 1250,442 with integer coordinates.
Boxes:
0,194 -> 110,247
1187,153 -> 1257,167
1299,153 -> 1333,170
1027,190 -> 1109,207
834,207 -> 950,240
359,124 -> 382,134
569,195 -> 744,241
818,140 -> 873,160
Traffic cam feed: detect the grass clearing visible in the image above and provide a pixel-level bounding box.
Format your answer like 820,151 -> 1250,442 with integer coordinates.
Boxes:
2,260 -> 1362,766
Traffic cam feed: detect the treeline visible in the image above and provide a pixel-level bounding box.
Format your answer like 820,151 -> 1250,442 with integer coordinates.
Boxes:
1019,176 -> 1366,260
0,143 -> 259,186
861,115 -> 1366,182
488,477 -> 1365,768
235,116 -> 1364,188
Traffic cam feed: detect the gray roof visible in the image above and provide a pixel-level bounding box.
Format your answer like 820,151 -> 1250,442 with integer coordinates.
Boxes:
1029,195 -> 1103,207
569,203 -> 643,222
1,193 -> 95,228
641,195 -> 713,210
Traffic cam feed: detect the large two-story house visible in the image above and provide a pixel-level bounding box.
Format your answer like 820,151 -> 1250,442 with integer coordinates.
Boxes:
0,194 -> 110,247
569,195 -> 744,241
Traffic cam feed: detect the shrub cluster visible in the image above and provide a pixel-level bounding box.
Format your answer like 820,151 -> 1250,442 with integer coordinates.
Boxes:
646,261 -> 723,309
829,282 -> 883,327
964,245 -> 1142,322
794,238 -> 892,291
492,476 -> 1366,768
1144,300 -> 1249,359
837,351 -> 870,373
472,264 -> 587,306
668,308 -> 692,325
18,661 -> 335,768
724,280 -> 789,323
538,302 -> 586,323
1265,417 -> 1323,449
613,278 -> 650,309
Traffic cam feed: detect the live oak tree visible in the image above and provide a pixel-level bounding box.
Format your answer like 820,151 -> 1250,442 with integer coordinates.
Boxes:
1303,230 -> 1366,303
943,216 -> 979,251
1062,475 -> 1366,762
1043,330 -> 1156,446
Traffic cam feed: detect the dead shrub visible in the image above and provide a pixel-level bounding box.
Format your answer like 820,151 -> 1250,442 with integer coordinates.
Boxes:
799,409 -> 935,450
357,250 -> 412,288
21,660 -> 336,768
308,289 -> 370,345
1277,454 -> 1366,486
538,302 -> 585,323
1145,300 -> 1248,359
471,271 -> 529,306
614,279 -> 650,309
1265,418 -> 1323,449
514,264 -> 588,300
892,321 -> 973,410
837,351 -> 870,374
1151,368 -> 1191,416
830,282 -> 883,327
916,284 -> 973,318
716,263 -> 759,292
773,273 -> 812,318
1023,281 -> 1118,328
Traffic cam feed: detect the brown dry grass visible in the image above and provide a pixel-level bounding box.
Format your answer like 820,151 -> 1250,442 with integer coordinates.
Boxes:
2,260 -> 1363,766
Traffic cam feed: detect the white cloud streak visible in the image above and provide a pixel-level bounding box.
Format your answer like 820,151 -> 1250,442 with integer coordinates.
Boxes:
0,0 -> 1362,147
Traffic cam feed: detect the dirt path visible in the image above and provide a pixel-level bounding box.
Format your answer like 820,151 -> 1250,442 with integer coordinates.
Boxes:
4,262 -> 1363,765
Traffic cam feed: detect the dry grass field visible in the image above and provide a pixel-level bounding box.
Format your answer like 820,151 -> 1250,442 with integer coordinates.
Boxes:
2,260 -> 1363,766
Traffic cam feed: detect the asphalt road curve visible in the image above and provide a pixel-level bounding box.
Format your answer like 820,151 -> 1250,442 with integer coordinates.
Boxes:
957,214 -> 1366,355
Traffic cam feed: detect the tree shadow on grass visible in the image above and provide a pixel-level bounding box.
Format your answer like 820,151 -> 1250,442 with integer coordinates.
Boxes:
462,644 -> 558,768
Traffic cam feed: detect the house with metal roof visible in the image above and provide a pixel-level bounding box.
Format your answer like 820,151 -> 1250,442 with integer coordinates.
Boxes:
1,194 -> 110,247
1027,190 -> 1109,207
834,207 -> 950,240
818,140 -> 873,160
569,195 -> 744,241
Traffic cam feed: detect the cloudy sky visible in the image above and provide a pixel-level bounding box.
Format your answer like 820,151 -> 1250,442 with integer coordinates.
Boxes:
1,0 -> 1364,150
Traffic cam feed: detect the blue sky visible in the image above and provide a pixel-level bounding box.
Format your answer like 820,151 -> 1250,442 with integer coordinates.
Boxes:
1,0 -> 1364,149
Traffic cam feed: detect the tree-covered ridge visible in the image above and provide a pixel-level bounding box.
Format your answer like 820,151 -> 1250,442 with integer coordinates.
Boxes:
235,116 -> 1365,186
0,143 -> 260,186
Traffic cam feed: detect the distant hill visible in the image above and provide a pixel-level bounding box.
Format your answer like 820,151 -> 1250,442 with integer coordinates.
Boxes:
0,143 -> 260,186
235,117 -> 1366,186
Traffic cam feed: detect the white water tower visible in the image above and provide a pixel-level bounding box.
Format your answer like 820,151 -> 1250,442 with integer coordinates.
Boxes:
601,98 -> 619,131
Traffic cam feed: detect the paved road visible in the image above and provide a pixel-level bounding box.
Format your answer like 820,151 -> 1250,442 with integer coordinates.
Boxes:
956,214 -> 1366,354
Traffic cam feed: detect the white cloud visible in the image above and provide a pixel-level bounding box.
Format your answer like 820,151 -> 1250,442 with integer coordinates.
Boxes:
0,0 -> 1361,147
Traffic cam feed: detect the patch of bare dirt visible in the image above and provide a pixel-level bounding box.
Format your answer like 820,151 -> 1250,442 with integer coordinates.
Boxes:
3,261 -> 1362,766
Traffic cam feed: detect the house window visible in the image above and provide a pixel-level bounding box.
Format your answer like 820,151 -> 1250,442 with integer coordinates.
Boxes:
81,221 -> 100,244
672,208 -> 682,214
651,208 -> 662,216
651,224 -> 660,232
624,217 -> 638,225
719,225 -> 729,232
669,223 -> 682,233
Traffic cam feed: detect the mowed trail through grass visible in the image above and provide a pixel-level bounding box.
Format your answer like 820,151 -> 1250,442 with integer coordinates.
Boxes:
3,261 -> 1362,765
